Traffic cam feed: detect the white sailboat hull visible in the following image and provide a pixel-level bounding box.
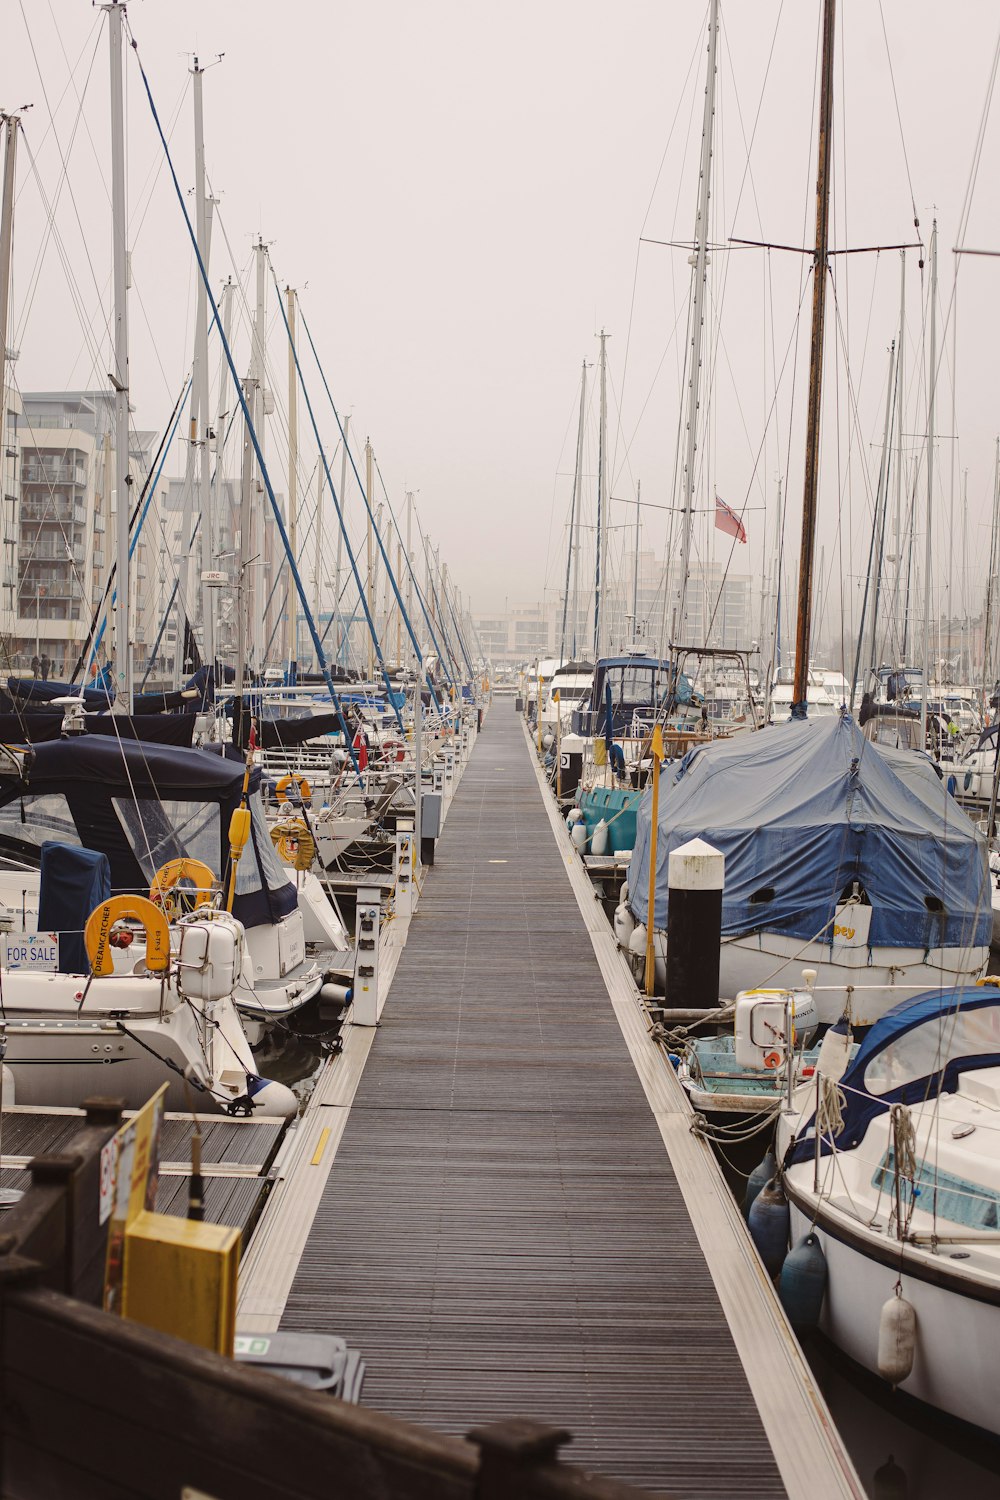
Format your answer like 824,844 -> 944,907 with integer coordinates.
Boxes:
718,932 -> 987,1027
786,1191 -> 1000,1437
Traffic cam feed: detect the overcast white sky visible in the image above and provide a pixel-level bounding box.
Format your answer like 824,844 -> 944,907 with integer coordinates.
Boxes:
6,2 -> 1000,663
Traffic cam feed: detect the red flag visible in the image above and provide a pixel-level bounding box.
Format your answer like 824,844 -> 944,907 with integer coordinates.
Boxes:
352,729 -> 369,772
715,495 -> 747,543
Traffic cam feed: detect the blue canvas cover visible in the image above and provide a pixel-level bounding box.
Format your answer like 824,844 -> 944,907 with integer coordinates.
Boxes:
37,841 -> 111,973
7,677 -> 115,711
0,739 -> 296,932
786,985 -> 1000,1165
627,713 -> 990,951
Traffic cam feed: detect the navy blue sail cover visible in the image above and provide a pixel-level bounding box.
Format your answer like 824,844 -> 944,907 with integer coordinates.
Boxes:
628,713 -> 990,950
0,737 -> 296,930
37,841 -> 111,972
786,986 -> 1000,1165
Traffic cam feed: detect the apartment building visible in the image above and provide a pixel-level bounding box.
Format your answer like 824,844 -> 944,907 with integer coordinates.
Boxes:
12,392 -> 156,679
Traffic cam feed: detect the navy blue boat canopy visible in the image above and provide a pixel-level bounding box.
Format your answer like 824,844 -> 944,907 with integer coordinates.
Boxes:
0,736 -> 295,929
787,985 -> 1000,1164
571,655 -> 694,738
628,712 -> 990,951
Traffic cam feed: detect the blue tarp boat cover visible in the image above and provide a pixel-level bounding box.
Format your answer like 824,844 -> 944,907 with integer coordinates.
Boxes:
37,841 -> 111,973
627,713 -> 990,950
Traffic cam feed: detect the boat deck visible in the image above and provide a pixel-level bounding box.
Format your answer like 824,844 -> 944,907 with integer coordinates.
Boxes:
0,1107 -> 286,1242
274,707 -> 846,1495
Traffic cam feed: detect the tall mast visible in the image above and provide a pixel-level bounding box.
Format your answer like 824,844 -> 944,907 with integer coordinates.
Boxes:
192,57 -> 215,674
334,415 -> 349,663
106,2 -> 132,710
249,237 -> 267,671
313,462 -> 323,649
572,363 -> 586,657
365,438 -> 375,682
983,438 -> 1000,717
560,358 -> 587,662
633,479 -> 641,630
791,0 -> 836,715
920,222 -> 938,741
593,330 -> 607,659
285,284 -> 298,674
406,489 -> 414,628
676,0 -> 720,646
851,339 -> 895,709
893,250 -> 906,657
214,276 -> 234,459
0,114 -> 19,652
865,339 -> 896,694
235,379 -> 254,743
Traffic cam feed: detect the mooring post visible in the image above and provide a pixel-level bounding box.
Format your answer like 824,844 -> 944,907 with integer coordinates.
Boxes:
666,836 -> 724,1009
469,1419 -> 572,1500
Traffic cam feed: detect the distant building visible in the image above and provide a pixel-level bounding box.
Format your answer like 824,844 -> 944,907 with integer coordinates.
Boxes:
11,392 -> 156,679
475,555 -> 752,668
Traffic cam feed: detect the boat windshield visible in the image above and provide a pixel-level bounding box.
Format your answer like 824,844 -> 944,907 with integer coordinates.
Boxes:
863,1003 -> 1000,1097
607,665 -> 663,706
113,797 -> 221,882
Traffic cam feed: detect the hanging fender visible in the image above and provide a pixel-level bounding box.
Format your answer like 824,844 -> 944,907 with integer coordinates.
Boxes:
85,895 -> 171,977
149,858 -> 219,918
276,773 -> 312,804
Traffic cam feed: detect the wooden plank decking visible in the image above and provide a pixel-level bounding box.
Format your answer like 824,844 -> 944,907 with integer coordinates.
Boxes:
0,1108 -> 285,1242
279,706 -> 796,1496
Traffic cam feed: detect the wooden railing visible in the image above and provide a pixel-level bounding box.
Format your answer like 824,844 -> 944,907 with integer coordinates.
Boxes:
0,1100 -> 670,1500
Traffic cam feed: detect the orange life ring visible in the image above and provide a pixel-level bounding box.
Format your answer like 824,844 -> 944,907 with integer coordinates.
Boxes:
149,858 -> 219,919
85,895 -> 171,977
763,1050 -> 783,1070
276,773 -> 312,804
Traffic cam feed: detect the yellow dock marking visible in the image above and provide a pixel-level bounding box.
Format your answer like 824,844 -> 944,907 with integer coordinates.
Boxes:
310,1128 -> 330,1166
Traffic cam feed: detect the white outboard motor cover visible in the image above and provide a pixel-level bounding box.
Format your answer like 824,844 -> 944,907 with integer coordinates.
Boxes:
176,911 -> 245,1002
733,988 -> 819,1070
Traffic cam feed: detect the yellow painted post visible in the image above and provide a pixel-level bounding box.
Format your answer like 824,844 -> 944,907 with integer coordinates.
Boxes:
537,677 -> 545,754
645,724 -> 665,997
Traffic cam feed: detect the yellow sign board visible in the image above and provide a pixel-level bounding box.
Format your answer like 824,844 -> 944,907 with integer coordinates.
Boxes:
102,1083 -> 168,1315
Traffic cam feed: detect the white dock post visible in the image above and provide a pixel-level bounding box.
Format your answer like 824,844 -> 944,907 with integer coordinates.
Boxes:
393,820 -> 415,919
353,885 -> 382,1025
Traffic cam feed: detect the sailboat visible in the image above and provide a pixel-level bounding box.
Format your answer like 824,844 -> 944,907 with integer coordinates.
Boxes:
776,984 -> 1000,1437
620,0 -> 995,1029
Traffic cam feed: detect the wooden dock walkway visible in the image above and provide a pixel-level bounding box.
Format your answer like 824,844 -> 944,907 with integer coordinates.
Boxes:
277,706 -> 858,1497
0,1107 -> 285,1243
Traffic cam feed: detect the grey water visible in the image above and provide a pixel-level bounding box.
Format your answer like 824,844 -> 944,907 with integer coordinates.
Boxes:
805,1334 -> 1000,1500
